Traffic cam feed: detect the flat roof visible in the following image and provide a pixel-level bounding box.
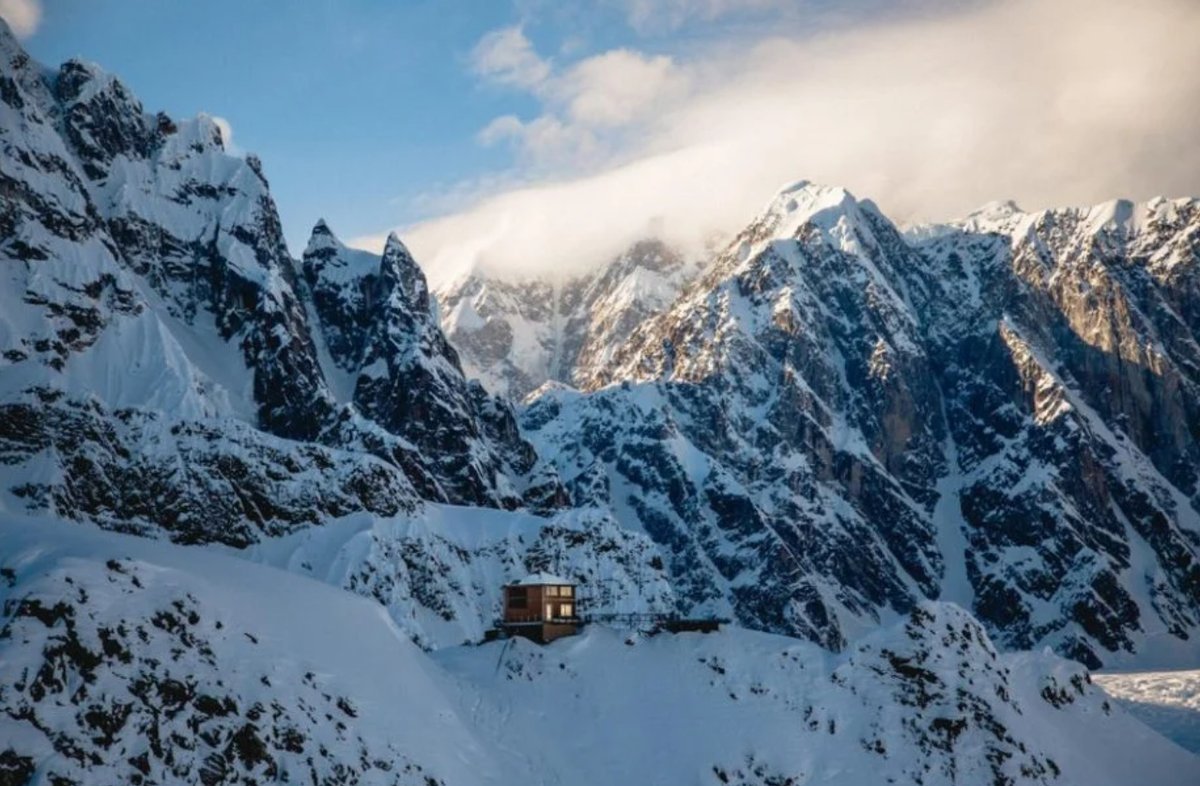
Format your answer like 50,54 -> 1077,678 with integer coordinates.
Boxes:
512,572 -> 574,587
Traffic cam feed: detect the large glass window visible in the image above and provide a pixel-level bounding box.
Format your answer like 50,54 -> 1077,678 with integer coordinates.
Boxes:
560,603 -> 573,618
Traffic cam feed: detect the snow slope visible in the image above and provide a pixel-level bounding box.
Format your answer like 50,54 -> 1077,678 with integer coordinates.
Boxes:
0,514 -> 518,785
3,513 -> 1197,786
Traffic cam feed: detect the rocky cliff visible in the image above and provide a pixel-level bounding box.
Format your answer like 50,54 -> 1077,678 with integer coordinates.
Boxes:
522,182 -> 1200,667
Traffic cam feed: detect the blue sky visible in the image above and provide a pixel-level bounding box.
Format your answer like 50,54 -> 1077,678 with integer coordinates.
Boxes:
20,1 -> 546,251
7,0 -> 1199,281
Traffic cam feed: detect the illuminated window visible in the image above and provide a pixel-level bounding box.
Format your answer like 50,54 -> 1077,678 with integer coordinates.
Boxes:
561,586 -> 574,598
560,603 -> 573,618
546,586 -> 559,597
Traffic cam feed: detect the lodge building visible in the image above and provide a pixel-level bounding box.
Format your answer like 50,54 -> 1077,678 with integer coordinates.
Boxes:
500,572 -> 579,643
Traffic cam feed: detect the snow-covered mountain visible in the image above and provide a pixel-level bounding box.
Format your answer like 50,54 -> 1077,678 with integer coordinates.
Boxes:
3,11 -> 1198,672
2,18 -> 1200,784
0,20 -> 565,545
436,239 -> 705,400
5,514 -> 1197,786
522,181 -> 1200,669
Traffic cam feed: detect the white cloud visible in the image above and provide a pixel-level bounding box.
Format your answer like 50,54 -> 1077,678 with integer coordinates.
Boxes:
552,48 -> 689,128
477,114 -> 526,146
470,26 -> 552,90
361,0 -> 1200,288
477,113 -> 600,168
0,0 -> 42,38
469,28 -> 689,167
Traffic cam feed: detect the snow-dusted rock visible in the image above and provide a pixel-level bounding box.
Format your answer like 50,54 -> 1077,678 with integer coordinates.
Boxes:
436,239 -> 704,400
0,20 -> 562,541
523,181 -> 1200,668
238,503 -> 675,650
909,196 -> 1200,667
301,224 -> 563,510
525,182 -> 949,650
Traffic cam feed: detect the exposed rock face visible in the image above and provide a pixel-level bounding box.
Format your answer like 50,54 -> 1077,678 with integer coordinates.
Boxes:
525,184 -> 947,649
0,22 -> 562,542
0,391 -> 415,546
523,182 -> 1200,667
911,197 -> 1200,666
436,239 -> 704,400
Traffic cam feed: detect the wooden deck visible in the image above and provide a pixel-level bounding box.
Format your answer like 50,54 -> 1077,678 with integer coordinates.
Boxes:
487,612 -> 728,644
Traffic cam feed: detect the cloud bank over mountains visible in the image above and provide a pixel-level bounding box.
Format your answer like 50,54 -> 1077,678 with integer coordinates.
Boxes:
0,0 -> 41,38
349,0 -> 1200,287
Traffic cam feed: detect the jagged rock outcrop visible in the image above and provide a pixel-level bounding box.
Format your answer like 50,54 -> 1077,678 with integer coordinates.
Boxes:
526,183 -> 949,650
908,197 -> 1200,666
301,225 -> 560,509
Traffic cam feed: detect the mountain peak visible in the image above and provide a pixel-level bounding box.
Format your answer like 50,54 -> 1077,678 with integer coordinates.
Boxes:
1084,197 -> 1137,234
761,180 -> 862,233
55,57 -> 125,106
770,179 -> 855,209
383,231 -> 412,258
730,179 -> 885,262
301,220 -> 381,287
0,15 -> 20,55
380,232 -> 431,314
0,16 -> 38,67
952,198 -> 1036,237
973,198 -> 1025,217
303,218 -> 342,256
